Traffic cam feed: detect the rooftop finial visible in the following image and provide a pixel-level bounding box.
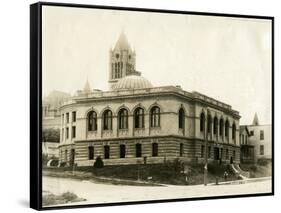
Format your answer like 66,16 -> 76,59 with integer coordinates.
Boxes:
252,112 -> 259,126
83,77 -> 91,93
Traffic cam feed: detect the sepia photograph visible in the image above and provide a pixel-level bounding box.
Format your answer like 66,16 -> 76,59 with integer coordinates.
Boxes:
36,3 -> 273,209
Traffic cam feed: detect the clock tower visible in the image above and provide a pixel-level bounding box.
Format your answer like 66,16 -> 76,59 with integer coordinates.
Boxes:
108,32 -> 136,90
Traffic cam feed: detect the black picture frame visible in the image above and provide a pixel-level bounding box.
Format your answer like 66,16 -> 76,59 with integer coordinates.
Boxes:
30,1 -> 274,210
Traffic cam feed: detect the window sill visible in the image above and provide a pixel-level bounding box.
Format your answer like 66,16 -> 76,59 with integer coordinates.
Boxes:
150,126 -> 161,129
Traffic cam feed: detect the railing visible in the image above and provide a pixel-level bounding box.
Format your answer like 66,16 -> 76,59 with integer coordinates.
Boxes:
134,128 -> 146,136
118,129 -> 129,137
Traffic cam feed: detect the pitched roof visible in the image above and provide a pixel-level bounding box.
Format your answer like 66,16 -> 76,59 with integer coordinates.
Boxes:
114,32 -> 132,51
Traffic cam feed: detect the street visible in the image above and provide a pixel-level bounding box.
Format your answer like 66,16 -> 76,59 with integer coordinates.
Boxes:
43,176 -> 272,206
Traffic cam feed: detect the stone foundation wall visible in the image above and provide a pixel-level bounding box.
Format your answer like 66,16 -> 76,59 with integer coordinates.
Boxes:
59,136 -> 240,166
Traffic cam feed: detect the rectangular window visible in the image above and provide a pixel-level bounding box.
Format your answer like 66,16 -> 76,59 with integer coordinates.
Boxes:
201,145 -> 205,158
208,146 -> 211,159
152,143 -> 158,157
260,145 -> 264,155
61,128 -> 64,141
226,149 -> 229,160
66,113 -> 69,123
250,130 -> 254,136
104,145 -> 110,159
62,114 -> 64,124
260,130 -> 264,140
88,146 -> 94,160
136,143 -> 142,157
65,150 -> 68,161
72,126 -> 76,138
72,111 -> 76,122
120,145 -> 126,158
179,143 -> 184,157
66,127 -> 69,139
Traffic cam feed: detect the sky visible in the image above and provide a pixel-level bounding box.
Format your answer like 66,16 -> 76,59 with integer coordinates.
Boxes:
42,6 -> 272,125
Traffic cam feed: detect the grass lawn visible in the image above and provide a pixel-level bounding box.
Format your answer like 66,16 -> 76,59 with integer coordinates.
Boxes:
43,191 -> 86,206
44,160 -> 238,185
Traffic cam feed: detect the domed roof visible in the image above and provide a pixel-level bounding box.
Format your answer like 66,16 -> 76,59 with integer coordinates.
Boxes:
113,75 -> 153,90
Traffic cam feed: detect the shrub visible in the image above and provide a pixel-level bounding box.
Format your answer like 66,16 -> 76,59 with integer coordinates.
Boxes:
257,158 -> 270,166
172,158 -> 184,172
94,156 -> 104,168
61,192 -> 78,202
250,165 -> 257,172
49,159 -> 59,167
59,162 -> 66,167
42,194 -> 56,206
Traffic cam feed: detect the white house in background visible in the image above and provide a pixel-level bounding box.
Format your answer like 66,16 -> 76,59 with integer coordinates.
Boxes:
247,113 -> 272,162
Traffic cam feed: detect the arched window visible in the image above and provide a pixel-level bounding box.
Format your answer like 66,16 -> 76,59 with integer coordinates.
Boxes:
104,145 -> 110,159
88,111 -> 97,131
207,114 -> 212,133
213,117 -> 218,135
136,143 -> 142,157
150,106 -> 160,127
103,110 -> 112,130
134,107 -> 144,128
178,108 -> 185,129
180,143 -> 184,157
152,143 -> 158,157
114,62 -> 117,78
225,120 -> 229,139
219,118 -> 224,136
118,108 -> 128,129
88,146 -> 94,160
200,112 -> 205,132
120,144 -> 126,158
117,62 -> 121,78
232,123 -> 236,140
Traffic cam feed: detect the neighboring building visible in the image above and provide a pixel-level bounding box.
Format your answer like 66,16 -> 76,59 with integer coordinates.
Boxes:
58,33 -> 241,167
247,113 -> 272,162
239,125 -> 254,163
42,91 -> 71,159
43,90 -> 71,129
42,142 -> 59,158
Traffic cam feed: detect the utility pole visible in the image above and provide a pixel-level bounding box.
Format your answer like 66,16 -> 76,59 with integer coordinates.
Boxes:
204,111 -> 208,186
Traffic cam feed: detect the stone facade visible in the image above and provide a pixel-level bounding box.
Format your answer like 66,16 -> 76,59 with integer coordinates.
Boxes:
58,86 -> 240,166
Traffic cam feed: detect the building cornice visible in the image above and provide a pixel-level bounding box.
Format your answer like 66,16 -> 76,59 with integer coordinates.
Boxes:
60,86 -> 240,118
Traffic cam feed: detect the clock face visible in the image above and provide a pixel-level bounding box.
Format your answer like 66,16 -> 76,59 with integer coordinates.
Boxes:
115,53 -> 119,59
